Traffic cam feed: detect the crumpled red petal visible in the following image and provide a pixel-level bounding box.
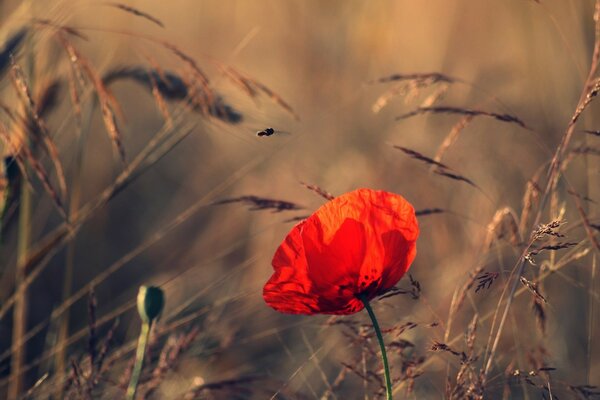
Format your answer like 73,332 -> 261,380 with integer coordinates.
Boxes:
263,188 -> 419,315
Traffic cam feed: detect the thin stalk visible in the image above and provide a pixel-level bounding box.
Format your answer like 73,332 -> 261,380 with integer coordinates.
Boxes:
55,96 -> 96,393
8,180 -> 31,400
359,295 -> 392,400
587,255 -> 597,385
9,2 -> 34,396
126,320 -> 152,400
484,0 -> 600,380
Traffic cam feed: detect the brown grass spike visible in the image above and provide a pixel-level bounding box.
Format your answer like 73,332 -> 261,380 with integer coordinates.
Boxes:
392,145 -> 451,170
106,2 -> 165,28
300,181 -> 334,200
371,72 -> 458,84
396,106 -> 530,130
10,58 -> 68,199
58,35 -> 127,163
434,115 -> 474,164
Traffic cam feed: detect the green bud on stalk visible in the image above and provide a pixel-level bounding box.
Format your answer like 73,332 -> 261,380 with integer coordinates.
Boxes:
137,285 -> 164,323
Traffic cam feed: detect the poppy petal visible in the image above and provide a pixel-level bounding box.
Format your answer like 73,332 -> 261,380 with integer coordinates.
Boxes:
264,188 -> 419,315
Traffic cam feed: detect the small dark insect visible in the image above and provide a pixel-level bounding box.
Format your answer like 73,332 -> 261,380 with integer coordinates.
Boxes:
256,127 -> 275,137
256,127 -> 290,137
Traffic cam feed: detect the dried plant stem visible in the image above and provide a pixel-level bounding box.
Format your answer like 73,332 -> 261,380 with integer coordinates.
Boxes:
126,320 -> 152,400
9,179 -> 31,400
359,295 -> 392,400
9,6 -> 34,395
484,0 -> 600,381
55,99 -> 95,393
587,255 -> 597,385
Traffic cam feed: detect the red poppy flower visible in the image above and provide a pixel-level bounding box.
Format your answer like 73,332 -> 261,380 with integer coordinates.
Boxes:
263,188 -> 419,315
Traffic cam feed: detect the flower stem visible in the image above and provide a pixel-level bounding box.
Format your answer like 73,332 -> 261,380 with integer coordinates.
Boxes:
359,295 -> 392,400
126,320 -> 152,400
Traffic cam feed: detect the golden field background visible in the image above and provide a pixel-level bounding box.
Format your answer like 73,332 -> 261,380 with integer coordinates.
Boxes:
0,0 -> 598,398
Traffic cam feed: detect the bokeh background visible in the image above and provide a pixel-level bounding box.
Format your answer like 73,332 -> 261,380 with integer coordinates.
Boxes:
0,0 -> 598,398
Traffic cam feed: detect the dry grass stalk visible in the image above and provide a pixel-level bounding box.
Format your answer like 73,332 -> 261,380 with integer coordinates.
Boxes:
432,317 -> 479,398
0,157 -> 21,234
283,215 -> 309,223
95,319 -> 119,376
569,385 -> 600,399
567,189 -> 596,204
371,72 -> 458,85
341,361 -> 383,388
147,68 -> 173,128
396,106 -> 529,130
546,0 -> 600,195
392,145 -> 481,189
103,66 -> 243,123
519,277 -> 547,303
484,207 -> 522,249
372,84 -> 409,113
532,220 -> 565,241
420,83 -> 449,107
415,208 -> 445,217
571,144 -> 600,156
9,58 -> 68,200
183,376 -> 262,399
141,56 -> 174,127
87,289 -> 98,369
35,79 -> 61,117
475,272 -> 499,293
0,28 -> 27,76
528,241 -> 579,257
583,129 -> 600,136
22,373 -> 49,399
160,42 -> 209,87
430,341 -> 467,361
452,266 -> 484,316
142,327 -> 200,398
65,59 -> 83,123
0,119 -> 203,329
250,79 -> 299,120
58,34 -> 127,163
217,63 -> 300,120
0,128 -> 32,192
156,41 -> 217,117
338,315 -> 425,397
433,169 -> 480,190
570,190 -> 600,253
213,195 -> 302,212
519,178 -> 542,236
0,121 -> 66,218
571,78 -> 600,124
300,181 -> 334,200
60,315 -> 119,398
33,19 -> 89,41
434,115 -> 474,164
392,145 -> 450,170
532,296 -> 546,335
104,67 -> 188,101
217,64 -> 259,99
106,2 -> 165,28
378,274 -> 421,300
371,78 -> 448,113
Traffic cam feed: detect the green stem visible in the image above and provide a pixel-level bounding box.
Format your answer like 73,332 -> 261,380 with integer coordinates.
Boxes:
126,320 -> 152,400
359,295 -> 392,400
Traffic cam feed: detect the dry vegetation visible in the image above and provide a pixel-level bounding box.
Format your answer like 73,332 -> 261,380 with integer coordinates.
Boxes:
0,0 -> 599,399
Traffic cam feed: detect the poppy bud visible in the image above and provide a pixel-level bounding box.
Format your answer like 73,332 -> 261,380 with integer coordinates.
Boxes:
137,285 -> 164,323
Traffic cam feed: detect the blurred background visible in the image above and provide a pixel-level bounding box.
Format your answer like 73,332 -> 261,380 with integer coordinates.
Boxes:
0,0 -> 598,398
